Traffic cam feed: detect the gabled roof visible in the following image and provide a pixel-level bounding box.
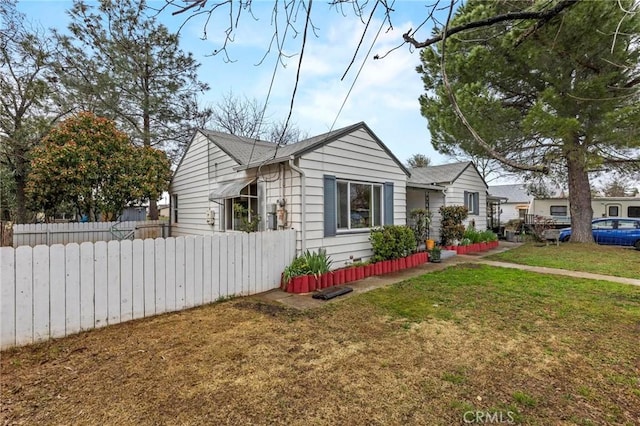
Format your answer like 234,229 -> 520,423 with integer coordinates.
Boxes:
197,122 -> 410,176
198,129 -> 275,165
408,161 -> 487,188
488,184 -> 532,203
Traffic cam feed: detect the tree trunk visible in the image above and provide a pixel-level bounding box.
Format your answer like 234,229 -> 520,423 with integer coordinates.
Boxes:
566,147 -> 594,243
15,174 -> 27,224
143,61 -> 158,221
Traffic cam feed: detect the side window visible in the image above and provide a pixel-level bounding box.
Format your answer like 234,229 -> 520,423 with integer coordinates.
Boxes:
607,205 -> 619,217
464,191 -> 480,215
628,206 -> 640,218
618,220 -> 636,230
550,205 -> 568,216
172,194 -> 178,223
594,220 -> 614,230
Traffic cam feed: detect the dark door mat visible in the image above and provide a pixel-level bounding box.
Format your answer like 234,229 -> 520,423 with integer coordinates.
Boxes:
312,286 -> 353,300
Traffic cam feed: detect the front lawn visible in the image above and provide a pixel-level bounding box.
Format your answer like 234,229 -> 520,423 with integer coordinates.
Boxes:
487,242 -> 640,279
2,265 -> 639,425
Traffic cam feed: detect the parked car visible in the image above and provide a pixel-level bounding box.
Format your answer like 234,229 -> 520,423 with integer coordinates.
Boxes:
559,218 -> 640,249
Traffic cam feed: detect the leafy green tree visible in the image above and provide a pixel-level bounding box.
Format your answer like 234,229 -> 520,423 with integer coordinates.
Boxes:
0,2 -> 63,223
406,154 -> 431,168
418,0 -> 640,242
26,112 -> 171,221
55,0 -> 210,219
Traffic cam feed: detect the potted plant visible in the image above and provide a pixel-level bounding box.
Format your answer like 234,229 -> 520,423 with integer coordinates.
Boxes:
429,246 -> 442,263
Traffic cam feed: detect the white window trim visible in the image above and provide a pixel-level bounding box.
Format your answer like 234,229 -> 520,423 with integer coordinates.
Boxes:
336,180 -> 383,232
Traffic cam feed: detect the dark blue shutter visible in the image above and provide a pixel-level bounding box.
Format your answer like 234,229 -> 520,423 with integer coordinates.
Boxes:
384,182 -> 394,225
324,175 -> 336,237
473,192 -> 480,215
464,191 -> 469,212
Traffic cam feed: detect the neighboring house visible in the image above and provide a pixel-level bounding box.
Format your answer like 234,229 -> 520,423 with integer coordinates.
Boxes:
407,162 -> 489,243
488,184 -> 533,222
170,122 -> 408,267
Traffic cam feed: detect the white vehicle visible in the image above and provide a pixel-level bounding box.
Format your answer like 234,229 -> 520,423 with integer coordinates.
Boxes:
528,197 -> 640,224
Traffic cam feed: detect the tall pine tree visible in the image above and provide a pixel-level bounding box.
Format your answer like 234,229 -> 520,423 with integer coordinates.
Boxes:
56,0 -> 210,219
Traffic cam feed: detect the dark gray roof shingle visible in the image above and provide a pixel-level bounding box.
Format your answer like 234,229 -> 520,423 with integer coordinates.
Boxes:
488,184 -> 532,203
407,162 -> 471,185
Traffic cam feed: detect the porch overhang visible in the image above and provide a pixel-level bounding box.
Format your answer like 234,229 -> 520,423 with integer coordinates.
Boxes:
407,183 -> 446,191
208,177 -> 255,201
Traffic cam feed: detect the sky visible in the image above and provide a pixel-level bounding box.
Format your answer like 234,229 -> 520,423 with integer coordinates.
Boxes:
16,0 -> 454,167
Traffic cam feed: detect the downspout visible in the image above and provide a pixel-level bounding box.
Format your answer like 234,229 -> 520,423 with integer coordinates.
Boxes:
288,157 -> 306,253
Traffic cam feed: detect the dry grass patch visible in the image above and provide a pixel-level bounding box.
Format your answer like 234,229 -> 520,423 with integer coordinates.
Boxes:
2,265 -> 639,425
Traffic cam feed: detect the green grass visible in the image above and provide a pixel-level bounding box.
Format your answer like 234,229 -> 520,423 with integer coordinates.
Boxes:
358,264 -> 640,328
486,243 -> 640,279
352,264 -> 640,424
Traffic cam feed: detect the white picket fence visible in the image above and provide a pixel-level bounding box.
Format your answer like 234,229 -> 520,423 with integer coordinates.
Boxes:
0,230 -> 296,349
12,220 -> 169,247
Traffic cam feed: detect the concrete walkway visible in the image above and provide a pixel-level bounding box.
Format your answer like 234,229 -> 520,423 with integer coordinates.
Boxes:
255,242 -> 640,310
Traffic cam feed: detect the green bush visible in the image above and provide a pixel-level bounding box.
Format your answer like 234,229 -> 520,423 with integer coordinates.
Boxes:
370,225 -> 417,262
439,205 -> 468,245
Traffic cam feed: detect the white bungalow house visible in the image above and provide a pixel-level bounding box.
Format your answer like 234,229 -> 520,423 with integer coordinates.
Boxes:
170,122 -> 408,267
406,162 -> 489,243
488,184 -> 533,222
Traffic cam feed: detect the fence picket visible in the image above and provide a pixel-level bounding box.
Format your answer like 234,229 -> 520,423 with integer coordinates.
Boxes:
65,244 -> 81,336
202,236 -> 212,304
194,236 -> 203,306
120,240 -> 133,322
175,237 -> 185,309
132,239 -> 145,319
15,246 -> 33,346
80,242 -> 95,330
94,242 -> 108,328
143,239 -> 155,316
1,247 -> 16,349
165,237 -> 176,312
154,238 -> 166,315
107,241 -> 121,326
184,237 -> 195,308
50,244 -> 66,338
32,246 -> 50,342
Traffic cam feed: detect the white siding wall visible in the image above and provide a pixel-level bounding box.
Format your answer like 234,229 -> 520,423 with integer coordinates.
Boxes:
406,188 -> 444,243
293,128 -> 408,267
170,132 -> 248,237
444,166 -> 488,231
500,202 -> 529,222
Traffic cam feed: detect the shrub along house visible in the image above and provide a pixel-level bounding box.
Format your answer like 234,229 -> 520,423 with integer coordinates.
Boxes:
406,162 -> 489,243
170,122 -> 409,267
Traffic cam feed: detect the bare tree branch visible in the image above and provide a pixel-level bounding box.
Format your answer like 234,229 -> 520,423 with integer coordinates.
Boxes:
403,0 -> 581,49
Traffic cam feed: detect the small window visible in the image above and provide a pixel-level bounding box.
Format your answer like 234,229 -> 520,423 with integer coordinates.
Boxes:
225,182 -> 259,231
172,194 -> 178,223
550,205 -> 567,216
518,208 -> 528,220
608,205 -> 619,217
628,206 -> 640,218
464,191 -> 480,215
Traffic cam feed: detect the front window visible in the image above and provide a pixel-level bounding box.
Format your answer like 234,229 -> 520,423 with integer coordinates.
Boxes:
550,205 -> 568,216
336,180 -> 382,230
225,182 -> 259,231
608,205 -> 619,217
